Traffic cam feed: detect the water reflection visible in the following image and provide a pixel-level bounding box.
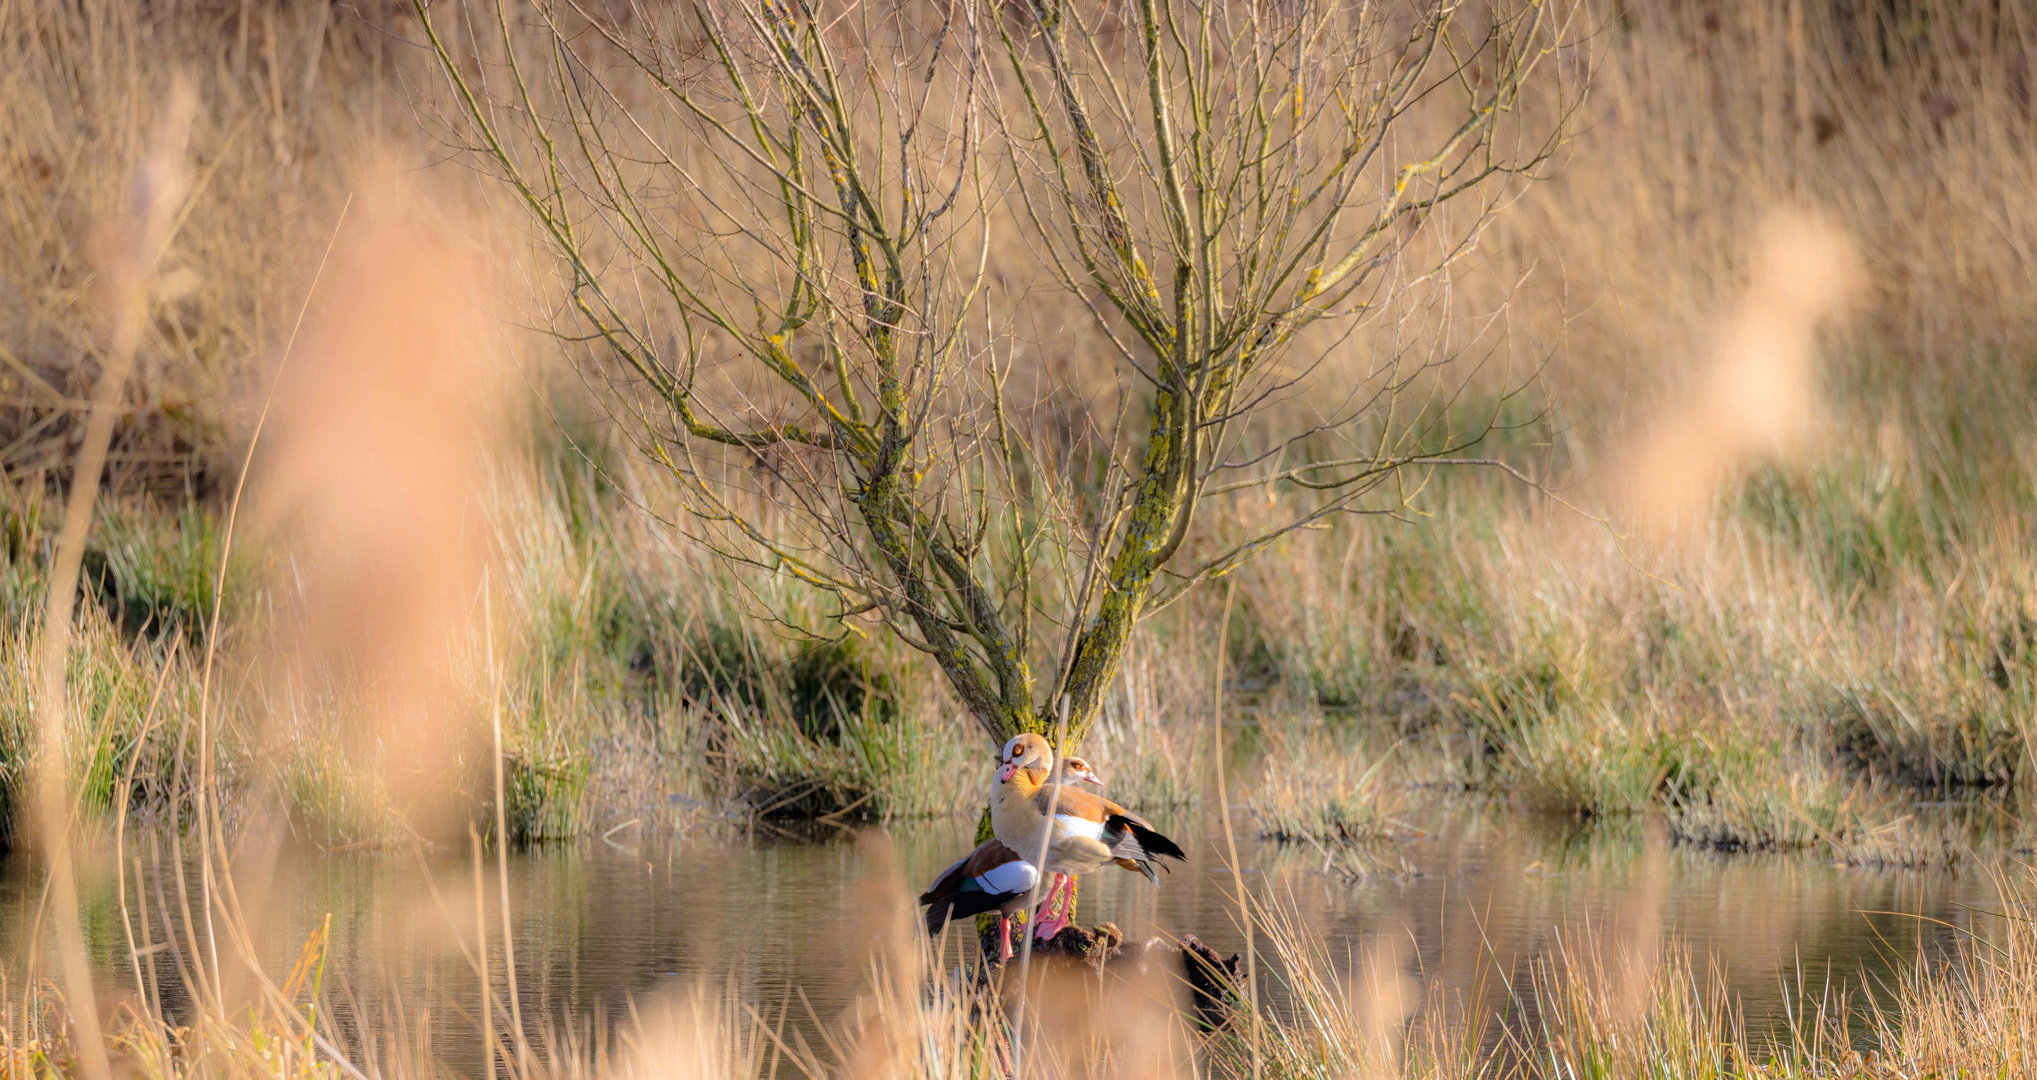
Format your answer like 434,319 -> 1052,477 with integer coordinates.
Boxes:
0,806 -> 1993,1073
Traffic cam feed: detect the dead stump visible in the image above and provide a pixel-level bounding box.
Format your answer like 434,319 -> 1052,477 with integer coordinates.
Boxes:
981,922 -> 1244,1031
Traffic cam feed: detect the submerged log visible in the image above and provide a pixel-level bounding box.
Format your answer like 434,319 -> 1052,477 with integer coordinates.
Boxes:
980,921 -> 1245,1030
1174,935 -> 1247,1032
1027,920 -> 1122,964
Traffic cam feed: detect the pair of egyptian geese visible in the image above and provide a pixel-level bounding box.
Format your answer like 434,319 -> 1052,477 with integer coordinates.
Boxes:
919,732 -> 1187,961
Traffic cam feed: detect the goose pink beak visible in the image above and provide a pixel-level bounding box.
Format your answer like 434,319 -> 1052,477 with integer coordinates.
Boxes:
997,762 -> 1017,782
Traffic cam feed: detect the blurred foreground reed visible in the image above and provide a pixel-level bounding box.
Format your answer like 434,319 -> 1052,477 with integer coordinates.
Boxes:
2,834 -> 2033,1078
2,1 -> 2037,1074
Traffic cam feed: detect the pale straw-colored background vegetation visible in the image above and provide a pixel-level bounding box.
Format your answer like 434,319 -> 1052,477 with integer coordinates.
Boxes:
1,0 -> 2034,1076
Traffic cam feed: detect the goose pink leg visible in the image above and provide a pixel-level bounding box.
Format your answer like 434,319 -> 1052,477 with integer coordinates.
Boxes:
1033,874 -> 1073,942
1028,876 -> 1055,941
998,913 -> 1015,961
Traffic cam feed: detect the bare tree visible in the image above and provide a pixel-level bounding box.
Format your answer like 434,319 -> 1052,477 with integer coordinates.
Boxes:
417,0 -> 1580,749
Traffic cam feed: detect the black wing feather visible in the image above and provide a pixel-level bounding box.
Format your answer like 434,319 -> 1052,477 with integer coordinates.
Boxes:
925,886 -> 1026,934
920,853 -> 1031,934
1102,815 -> 1187,868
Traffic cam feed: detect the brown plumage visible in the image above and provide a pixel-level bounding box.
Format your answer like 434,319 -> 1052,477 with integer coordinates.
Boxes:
918,747 -> 1106,961
991,733 -> 1186,941
918,838 -> 1040,961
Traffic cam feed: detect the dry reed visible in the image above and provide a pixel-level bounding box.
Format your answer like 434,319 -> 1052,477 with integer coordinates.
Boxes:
1,1 -> 2035,1076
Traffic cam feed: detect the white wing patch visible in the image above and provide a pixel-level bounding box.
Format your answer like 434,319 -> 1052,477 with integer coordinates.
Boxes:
977,860 -> 1038,895
1054,814 -> 1106,841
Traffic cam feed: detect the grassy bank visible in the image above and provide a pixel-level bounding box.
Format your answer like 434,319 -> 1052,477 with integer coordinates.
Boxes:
1222,430 -> 2037,866
0,434 -> 2028,866
0,462 -> 983,848
1,0 -> 2034,862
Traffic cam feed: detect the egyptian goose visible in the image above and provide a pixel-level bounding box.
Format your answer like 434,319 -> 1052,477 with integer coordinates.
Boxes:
1060,755 -> 1104,789
919,838 -> 1038,961
991,733 -> 1185,942
918,755 -> 1105,961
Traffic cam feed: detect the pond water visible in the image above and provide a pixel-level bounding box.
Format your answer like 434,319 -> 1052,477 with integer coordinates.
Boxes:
0,804 -> 1997,1074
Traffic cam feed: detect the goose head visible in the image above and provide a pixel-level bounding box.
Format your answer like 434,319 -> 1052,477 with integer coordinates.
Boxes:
996,733 -> 1053,783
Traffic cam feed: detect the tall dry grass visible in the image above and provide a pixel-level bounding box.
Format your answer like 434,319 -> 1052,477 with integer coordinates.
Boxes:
1195,0 -> 2037,861
0,0 -> 2030,857
1,1 -> 2036,1074
0,0 -> 377,496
